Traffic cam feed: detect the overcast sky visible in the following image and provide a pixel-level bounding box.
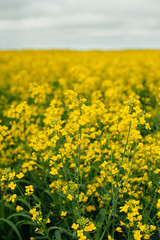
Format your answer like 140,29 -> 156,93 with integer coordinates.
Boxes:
0,0 -> 160,50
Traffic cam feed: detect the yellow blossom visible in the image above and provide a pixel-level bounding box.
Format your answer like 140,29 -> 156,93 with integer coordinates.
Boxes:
71,223 -> 79,230
25,185 -> 34,196
67,194 -> 73,201
16,205 -> 23,212
116,227 -> 122,232
8,182 -> 16,190
61,211 -> 67,217
16,172 -> 24,179
9,194 -> 17,203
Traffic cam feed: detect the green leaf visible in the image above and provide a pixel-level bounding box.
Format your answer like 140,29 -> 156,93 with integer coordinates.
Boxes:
16,220 -> 37,226
15,220 -> 29,227
34,236 -> 49,239
47,226 -> 61,234
4,202 -> 16,210
0,217 -> 22,240
56,191 -> 65,197
15,179 -> 30,184
7,212 -> 31,220
94,208 -> 106,240
47,226 -> 73,238
95,208 -> 106,225
32,193 -> 41,202
55,230 -> 62,240
72,231 -> 76,237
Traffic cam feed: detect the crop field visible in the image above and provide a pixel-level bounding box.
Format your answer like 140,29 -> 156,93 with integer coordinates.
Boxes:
0,50 -> 160,240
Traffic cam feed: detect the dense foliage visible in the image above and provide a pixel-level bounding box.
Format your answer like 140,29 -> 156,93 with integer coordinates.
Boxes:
0,50 -> 160,240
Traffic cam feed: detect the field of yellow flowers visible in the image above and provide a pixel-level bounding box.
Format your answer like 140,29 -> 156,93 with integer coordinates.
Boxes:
0,50 -> 160,240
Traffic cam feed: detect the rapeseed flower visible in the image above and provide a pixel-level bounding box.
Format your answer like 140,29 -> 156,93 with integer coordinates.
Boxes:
25,185 -> 34,196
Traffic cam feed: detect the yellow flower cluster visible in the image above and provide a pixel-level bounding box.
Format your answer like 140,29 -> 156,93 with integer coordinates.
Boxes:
0,50 -> 159,240
16,205 -> 23,212
25,185 -> 34,196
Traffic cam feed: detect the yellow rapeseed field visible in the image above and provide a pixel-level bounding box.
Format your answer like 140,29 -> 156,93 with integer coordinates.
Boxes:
0,50 -> 160,240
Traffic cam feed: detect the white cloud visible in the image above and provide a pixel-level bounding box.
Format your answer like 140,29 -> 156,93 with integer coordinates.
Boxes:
0,0 -> 160,49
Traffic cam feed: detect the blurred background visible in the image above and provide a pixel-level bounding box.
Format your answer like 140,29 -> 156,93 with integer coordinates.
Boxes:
0,0 -> 160,50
